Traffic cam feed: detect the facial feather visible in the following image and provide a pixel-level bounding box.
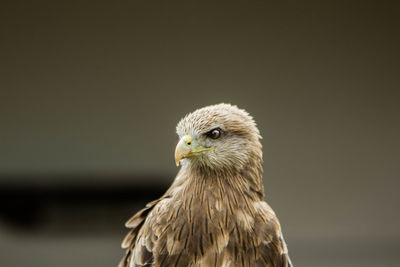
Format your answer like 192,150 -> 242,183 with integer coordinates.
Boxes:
176,103 -> 262,171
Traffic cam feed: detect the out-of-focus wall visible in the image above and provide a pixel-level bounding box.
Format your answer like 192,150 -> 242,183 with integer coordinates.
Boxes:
1,1 -> 399,266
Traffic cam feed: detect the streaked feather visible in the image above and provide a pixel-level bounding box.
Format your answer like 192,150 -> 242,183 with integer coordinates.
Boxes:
119,104 -> 292,267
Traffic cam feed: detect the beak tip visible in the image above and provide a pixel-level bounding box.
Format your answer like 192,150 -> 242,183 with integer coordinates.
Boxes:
174,153 -> 181,167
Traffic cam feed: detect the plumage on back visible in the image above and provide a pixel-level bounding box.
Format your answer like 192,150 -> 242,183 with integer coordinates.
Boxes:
120,103 -> 292,267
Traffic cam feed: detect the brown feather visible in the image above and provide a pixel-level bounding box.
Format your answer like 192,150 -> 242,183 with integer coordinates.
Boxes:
119,104 -> 292,267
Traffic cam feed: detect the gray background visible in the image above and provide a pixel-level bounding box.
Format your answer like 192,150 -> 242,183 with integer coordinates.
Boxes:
1,1 -> 399,266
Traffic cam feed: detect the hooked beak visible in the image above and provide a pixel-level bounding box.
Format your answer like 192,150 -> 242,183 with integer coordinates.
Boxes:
174,135 -> 214,166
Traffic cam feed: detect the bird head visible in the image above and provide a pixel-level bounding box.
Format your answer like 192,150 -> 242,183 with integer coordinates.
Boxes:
175,103 -> 262,171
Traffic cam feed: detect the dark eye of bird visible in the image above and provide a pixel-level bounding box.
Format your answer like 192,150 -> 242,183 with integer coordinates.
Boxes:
206,128 -> 221,139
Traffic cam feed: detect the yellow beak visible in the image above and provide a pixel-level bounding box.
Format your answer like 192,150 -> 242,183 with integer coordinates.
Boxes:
174,135 -> 215,166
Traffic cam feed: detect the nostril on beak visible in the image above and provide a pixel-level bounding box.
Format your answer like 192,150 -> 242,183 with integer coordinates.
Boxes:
182,135 -> 193,147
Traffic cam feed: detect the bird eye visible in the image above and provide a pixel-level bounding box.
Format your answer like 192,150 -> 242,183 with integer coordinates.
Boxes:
206,128 -> 221,139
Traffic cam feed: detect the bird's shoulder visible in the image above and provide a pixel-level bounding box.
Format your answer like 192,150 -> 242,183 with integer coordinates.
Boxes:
119,194 -> 172,267
120,196 -> 292,267
246,200 -> 293,267
119,176 -> 187,267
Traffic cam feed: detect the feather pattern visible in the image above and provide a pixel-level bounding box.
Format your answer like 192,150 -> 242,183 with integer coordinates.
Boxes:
120,104 -> 292,267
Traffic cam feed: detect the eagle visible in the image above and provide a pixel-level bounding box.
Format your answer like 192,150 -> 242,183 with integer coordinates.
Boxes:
120,103 -> 292,267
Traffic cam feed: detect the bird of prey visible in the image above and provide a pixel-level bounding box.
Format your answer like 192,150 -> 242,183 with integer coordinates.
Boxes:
120,103 -> 292,267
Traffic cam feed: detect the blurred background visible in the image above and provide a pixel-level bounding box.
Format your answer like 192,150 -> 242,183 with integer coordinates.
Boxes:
1,1 -> 399,266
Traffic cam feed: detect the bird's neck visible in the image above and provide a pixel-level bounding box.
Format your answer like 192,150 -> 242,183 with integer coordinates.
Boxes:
180,153 -> 264,202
